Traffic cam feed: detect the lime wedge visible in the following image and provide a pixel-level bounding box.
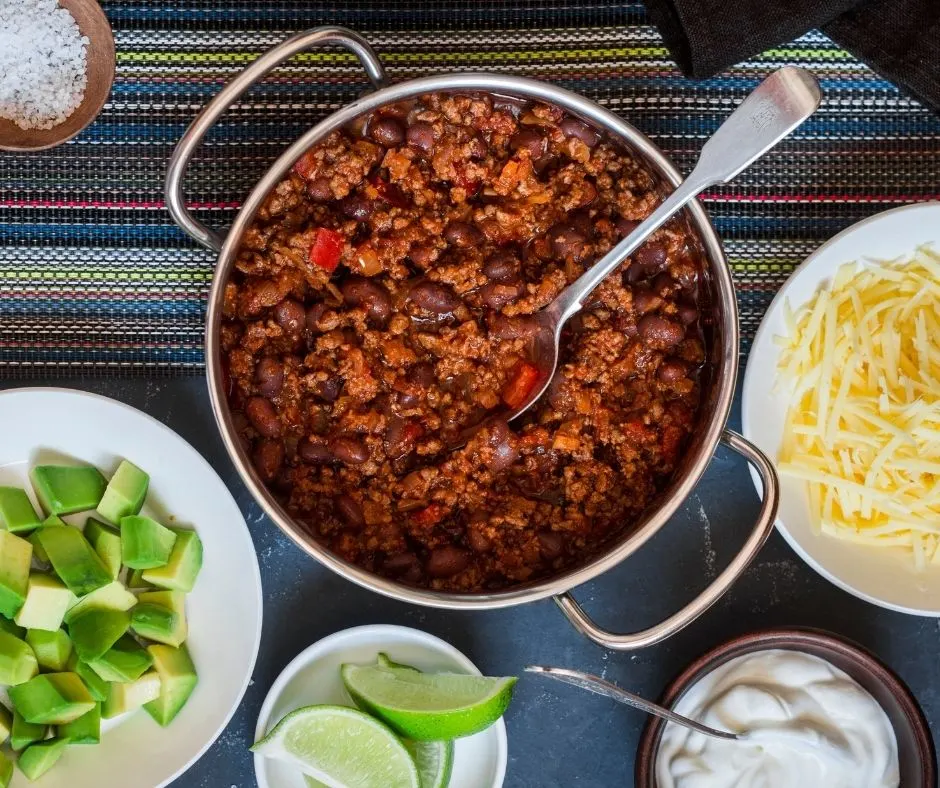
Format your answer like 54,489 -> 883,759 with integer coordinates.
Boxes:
251,705 -> 419,788
304,740 -> 453,788
342,663 -> 516,741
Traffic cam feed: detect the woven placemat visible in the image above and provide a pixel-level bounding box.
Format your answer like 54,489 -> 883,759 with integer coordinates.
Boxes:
2,0 -> 938,375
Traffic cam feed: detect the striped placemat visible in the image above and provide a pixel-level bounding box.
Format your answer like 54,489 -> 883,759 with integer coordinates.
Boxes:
1,1 -> 938,374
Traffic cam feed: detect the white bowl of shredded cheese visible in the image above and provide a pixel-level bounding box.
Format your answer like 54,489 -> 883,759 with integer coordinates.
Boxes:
743,201 -> 940,615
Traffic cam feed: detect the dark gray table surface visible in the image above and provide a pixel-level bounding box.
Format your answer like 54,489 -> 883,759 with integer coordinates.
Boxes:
5,376 -> 937,787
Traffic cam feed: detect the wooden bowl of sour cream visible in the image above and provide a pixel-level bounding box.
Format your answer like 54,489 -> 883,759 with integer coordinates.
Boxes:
0,0 -> 115,152
635,628 -> 935,788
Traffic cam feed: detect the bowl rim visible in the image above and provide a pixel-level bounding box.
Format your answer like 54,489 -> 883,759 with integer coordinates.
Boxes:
204,73 -> 739,609
634,626 -> 937,786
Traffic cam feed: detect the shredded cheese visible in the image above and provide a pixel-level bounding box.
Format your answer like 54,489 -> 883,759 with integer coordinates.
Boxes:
776,246 -> 940,567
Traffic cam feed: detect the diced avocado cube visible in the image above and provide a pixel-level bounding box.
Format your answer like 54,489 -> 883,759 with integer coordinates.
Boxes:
102,670 -> 161,719
0,631 -> 38,685
69,608 -> 130,662
14,574 -> 74,631
87,635 -> 152,682
143,644 -> 198,726
58,701 -> 100,744
0,531 -> 32,619
120,516 -> 177,570
26,629 -> 72,672
0,704 -> 12,743
17,738 -> 67,780
84,517 -> 122,580
142,529 -> 203,592
9,672 -> 95,725
126,569 -> 152,590
131,591 -> 187,647
28,515 -> 67,563
0,617 -> 25,640
0,751 -> 10,788
97,461 -> 149,524
10,709 -> 44,751
37,526 -> 111,596
30,465 -> 106,516
64,580 -> 136,624
66,653 -> 110,702
0,488 -> 41,534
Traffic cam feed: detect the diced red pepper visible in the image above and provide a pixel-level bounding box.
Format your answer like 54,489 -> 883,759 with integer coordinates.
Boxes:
308,228 -> 344,273
501,361 -> 540,409
293,151 -> 317,179
410,503 -> 446,527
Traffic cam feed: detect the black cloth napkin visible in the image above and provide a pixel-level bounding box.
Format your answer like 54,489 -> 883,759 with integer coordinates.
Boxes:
643,0 -> 940,112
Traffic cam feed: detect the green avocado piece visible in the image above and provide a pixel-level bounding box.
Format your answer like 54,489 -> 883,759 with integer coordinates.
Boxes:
97,461 -> 149,525
87,635 -> 153,682
69,608 -> 130,662
9,672 -> 95,725
0,617 -> 25,640
15,574 -> 74,631
0,750 -> 10,788
66,653 -> 110,702
64,580 -> 136,625
0,631 -> 38,685
18,737 -> 67,780
37,526 -> 111,596
131,591 -> 186,647
26,629 -> 72,672
28,515 -> 67,563
126,568 -> 153,590
120,516 -> 177,570
102,670 -> 161,719
58,701 -> 100,744
0,704 -> 12,743
142,529 -> 203,592
30,465 -> 106,516
143,643 -> 198,726
0,488 -> 41,534
10,709 -> 44,752
0,531 -> 32,619
83,517 -> 122,580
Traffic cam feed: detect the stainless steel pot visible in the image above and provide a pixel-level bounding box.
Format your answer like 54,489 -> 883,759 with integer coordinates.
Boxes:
165,26 -> 780,649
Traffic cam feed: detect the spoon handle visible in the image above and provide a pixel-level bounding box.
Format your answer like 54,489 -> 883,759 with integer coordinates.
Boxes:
525,665 -> 740,741
550,66 -> 821,323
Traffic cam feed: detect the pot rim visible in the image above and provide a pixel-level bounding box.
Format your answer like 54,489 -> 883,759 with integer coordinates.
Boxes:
204,72 -> 739,609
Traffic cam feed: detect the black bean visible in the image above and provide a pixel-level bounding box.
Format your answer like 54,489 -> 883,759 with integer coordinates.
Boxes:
412,361 -> 436,387
677,302 -> 699,326
383,552 -> 419,576
444,221 -> 483,248
559,117 -> 600,147
538,531 -> 564,559
385,417 -> 421,459
305,302 -> 327,334
488,313 -> 541,340
306,177 -> 332,202
335,494 -> 365,528
274,299 -> 305,335
330,436 -> 369,465
341,276 -> 392,324
245,397 -> 281,438
638,315 -> 685,349
255,358 -> 284,397
406,121 -> 436,154
634,242 -> 668,273
493,95 -> 529,117
510,128 -> 547,159
482,249 -> 520,282
616,217 -> 640,237
479,281 -> 523,310
658,359 -> 690,384
426,546 -> 470,578
252,439 -> 283,482
409,281 -> 461,314
568,209 -> 594,236
316,377 -> 343,403
632,288 -> 662,315
369,117 -> 404,147
340,195 -> 374,221
550,224 -> 590,263
299,437 -> 333,463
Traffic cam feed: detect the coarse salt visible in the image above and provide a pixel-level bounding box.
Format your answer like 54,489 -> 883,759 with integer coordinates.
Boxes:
0,0 -> 89,130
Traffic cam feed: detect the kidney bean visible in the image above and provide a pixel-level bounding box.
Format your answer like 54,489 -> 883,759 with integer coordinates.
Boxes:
550,224 -> 590,263
335,494 -> 365,528
538,530 -> 564,559
479,281 -> 523,310
632,288 -> 662,315
568,209 -> 594,237
510,128 -> 547,159
315,377 -> 343,403
638,315 -> 685,349
305,302 -> 327,334
330,435 -> 369,465
634,241 -> 668,273
383,552 -> 420,576
559,117 -> 600,148
406,121 -> 436,153
306,177 -> 332,202
412,361 -> 436,387
677,302 -> 699,326
340,195 -> 373,221
274,299 -> 305,335
408,245 -> 435,269
252,439 -> 283,482
299,437 -> 333,463
369,117 -> 405,147
409,281 -> 461,314
493,95 -> 529,116
245,397 -> 281,438
488,313 -> 541,339
651,272 -> 676,297
386,417 -> 423,459
255,357 -> 284,397
444,221 -> 483,248
467,527 -> 492,553
616,217 -> 640,237
658,359 -> 690,384
483,249 -> 520,282
487,418 -> 519,472
426,546 -> 470,578
341,276 -> 392,324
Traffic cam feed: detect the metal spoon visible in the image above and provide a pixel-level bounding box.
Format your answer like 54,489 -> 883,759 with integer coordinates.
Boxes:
506,67 -> 822,421
525,665 -> 741,741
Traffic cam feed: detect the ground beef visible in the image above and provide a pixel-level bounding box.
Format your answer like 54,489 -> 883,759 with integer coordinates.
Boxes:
222,92 -> 706,592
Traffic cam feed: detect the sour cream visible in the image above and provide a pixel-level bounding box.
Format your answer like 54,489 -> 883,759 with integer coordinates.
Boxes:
655,648 -> 899,788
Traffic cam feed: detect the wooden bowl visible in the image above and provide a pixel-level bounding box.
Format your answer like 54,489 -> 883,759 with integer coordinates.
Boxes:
0,0 -> 115,152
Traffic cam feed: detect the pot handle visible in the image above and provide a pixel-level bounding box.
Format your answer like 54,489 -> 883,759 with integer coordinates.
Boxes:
553,429 -> 779,650
164,26 -> 388,253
